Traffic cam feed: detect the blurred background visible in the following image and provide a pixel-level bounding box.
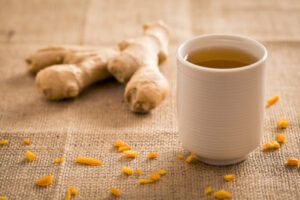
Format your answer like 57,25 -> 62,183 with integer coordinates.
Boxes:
2,0 -> 300,45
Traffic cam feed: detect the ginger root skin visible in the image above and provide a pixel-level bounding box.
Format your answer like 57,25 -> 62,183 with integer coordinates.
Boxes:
142,21 -> 169,63
109,20 -> 170,113
125,67 -> 169,113
35,48 -> 119,100
25,46 -> 98,74
26,20 -> 170,112
107,20 -> 169,83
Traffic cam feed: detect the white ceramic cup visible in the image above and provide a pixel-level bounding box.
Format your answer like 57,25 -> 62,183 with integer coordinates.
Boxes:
176,34 -> 267,165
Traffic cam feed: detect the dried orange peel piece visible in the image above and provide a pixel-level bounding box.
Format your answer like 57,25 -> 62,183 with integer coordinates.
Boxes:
23,138 -> 30,144
123,151 -> 137,158
54,158 -> 59,163
60,157 -> 65,163
65,186 -> 77,200
149,173 -> 160,181
118,145 -> 131,152
122,166 -> 133,175
266,95 -> 279,107
276,134 -> 286,143
36,175 -> 53,187
114,140 -> 131,152
157,169 -> 166,175
135,169 -> 143,174
76,157 -> 102,166
139,179 -> 154,184
185,153 -> 194,163
263,141 -> 280,150
205,186 -> 212,195
114,140 -> 127,147
177,154 -> 183,159
213,189 -> 232,199
286,157 -> 299,166
25,151 -> 36,161
110,187 -> 120,196
0,139 -> 8,145
223,174 -> 235,182
0,196 -> 7,200
277,117 -> 289,129
148,152 -> 158,159
68,186 -> 77,195
65,190 -> 71,200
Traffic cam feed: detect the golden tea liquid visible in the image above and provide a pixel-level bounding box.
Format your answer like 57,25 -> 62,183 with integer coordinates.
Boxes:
186,47 -> 257,69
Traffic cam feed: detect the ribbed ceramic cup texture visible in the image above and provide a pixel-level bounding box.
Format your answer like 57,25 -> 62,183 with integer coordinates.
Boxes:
177,34 -> 267,165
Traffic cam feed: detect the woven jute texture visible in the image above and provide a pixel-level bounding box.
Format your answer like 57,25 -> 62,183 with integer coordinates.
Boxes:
0,0 -> 300,199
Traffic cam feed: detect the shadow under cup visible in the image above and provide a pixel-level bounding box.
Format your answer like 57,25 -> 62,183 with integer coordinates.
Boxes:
176,34 -> 267,166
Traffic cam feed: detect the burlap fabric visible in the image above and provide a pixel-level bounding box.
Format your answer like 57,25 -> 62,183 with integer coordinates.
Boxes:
0,0 -> 300,199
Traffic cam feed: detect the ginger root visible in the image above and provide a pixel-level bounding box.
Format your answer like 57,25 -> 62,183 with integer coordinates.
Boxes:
108,20 -> 169,83
125,67 -> 168,112
25,46 -> 69,73
25,20 -> 170,113
108,20 -> 170,112
28,47 -> 118,100
25,46 -> 99,73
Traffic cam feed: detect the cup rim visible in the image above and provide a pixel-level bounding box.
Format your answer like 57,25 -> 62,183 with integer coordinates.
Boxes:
176,34 -> 268,73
